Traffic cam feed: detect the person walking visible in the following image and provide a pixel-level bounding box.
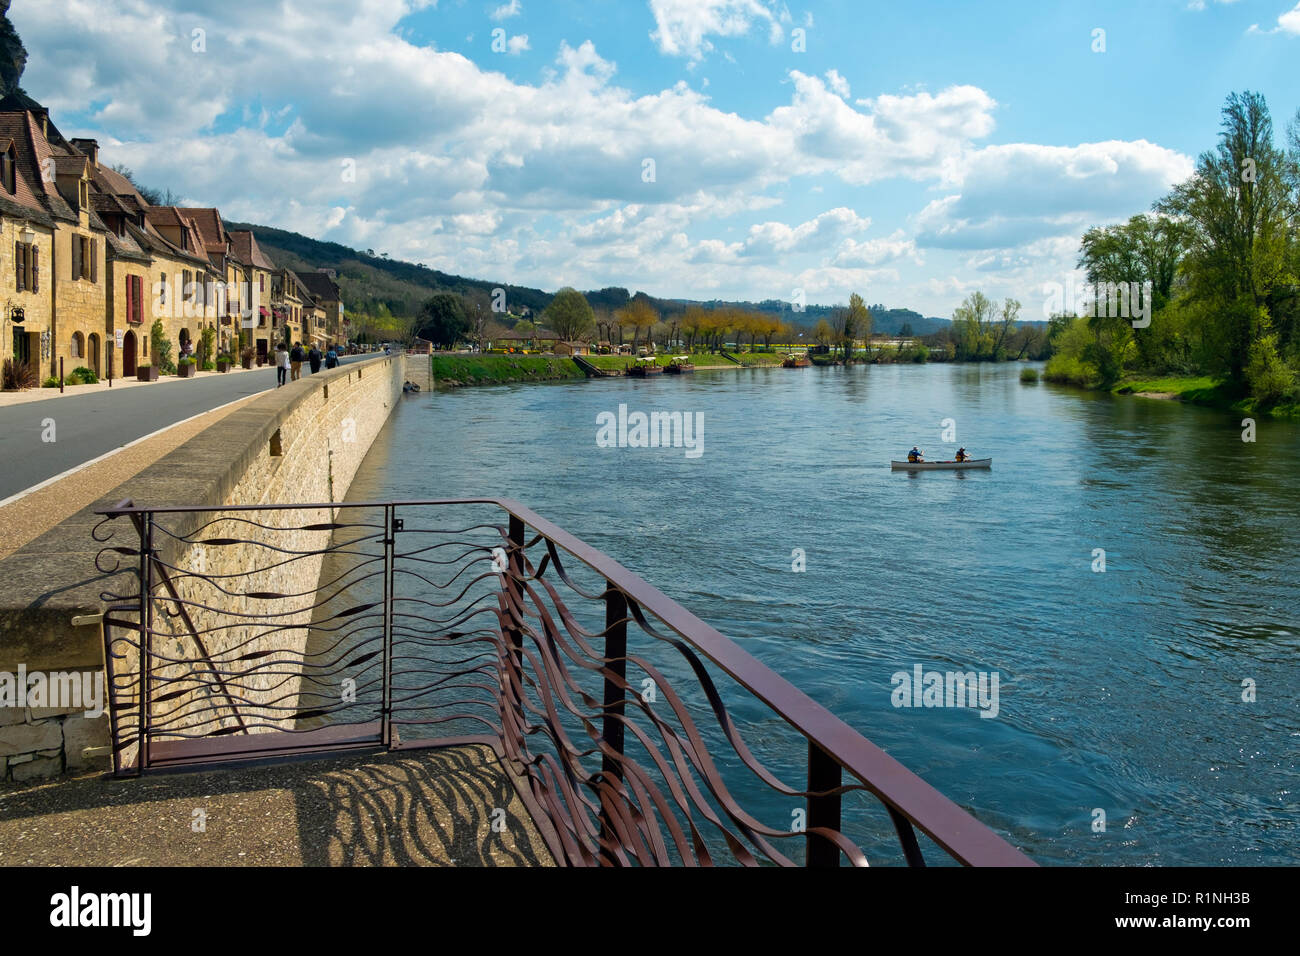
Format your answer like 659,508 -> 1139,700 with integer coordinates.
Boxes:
308,343 -> 323,374
274,343 -> 290,388
290,342 -> 305,381
325,345 -> 339,369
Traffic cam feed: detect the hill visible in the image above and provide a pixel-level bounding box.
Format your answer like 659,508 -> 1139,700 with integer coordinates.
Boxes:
225,220 -> 950,334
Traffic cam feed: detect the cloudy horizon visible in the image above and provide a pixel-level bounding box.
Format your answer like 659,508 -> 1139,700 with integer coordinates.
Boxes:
12,0 -> 1300,317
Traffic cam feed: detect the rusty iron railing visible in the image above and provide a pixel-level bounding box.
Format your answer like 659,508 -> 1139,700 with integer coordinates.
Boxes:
93,498 -> 1034,867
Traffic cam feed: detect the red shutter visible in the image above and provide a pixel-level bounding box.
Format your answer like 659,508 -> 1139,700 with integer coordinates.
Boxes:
127,274 -> 135,324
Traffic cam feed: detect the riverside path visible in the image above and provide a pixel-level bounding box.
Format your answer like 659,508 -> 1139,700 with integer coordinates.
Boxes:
0,354 -> 373,503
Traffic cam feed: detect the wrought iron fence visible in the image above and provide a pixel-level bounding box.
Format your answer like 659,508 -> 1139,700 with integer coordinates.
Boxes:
94,497 -> 1034,867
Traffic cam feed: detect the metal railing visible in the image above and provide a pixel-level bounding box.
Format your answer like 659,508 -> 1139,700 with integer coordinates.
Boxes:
93,498 -> 1033,867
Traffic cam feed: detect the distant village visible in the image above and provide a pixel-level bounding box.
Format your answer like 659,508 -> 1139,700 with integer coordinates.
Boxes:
1,93 -> 344,384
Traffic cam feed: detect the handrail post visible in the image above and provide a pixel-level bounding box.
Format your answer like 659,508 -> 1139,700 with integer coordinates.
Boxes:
381,504 -> 395,747
137,510 -> 153,773
806,740 -> 841,867
598,581 -> 628,863
503,515 -> 527,752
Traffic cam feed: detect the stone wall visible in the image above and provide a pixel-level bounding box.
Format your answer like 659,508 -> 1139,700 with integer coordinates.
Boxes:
0,355 -> 403,779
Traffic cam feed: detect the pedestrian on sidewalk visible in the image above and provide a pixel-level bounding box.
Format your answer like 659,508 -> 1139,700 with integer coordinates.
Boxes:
290,342 -> 305,381
325,345 -> 339,369
308,344 -> 323,374
275,344 -> 290,387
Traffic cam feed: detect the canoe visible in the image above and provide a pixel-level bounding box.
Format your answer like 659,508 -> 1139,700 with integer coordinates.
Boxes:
890,458 -> 992,471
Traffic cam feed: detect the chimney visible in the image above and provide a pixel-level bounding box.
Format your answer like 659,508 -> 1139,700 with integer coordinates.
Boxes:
71,138 -> 99,167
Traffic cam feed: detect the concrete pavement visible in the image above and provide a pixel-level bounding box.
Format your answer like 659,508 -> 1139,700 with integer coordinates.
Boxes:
0,354 -> 373,502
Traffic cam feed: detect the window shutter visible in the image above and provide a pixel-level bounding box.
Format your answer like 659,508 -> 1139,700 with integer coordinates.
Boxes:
126,274 -> 135,323
91,240 -> 97,282
14,241 -> 22,291
71,235 -> 81,280
31,245 -> 37,292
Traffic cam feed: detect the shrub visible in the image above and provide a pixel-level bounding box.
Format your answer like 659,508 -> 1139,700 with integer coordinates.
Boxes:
1043,353 -> 1100,388
1245,334 -> 1298,406
179,355 -> 196,365
42,376 -> 59,388
150,319 -> 175,374
216,353 -> 234,364
70,365 -> 98,384
1020,366 -> 1040,383
201,361 -> 215,371
198,325 -> 216,367
2,359 -> 37,390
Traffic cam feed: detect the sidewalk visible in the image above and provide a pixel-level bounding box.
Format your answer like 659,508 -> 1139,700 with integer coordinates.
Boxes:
0,745 -> 553,866
0,363 -> 267,408
0,389 -> 260,560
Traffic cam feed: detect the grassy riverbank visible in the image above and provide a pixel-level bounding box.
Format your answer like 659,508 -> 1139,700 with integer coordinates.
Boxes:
582,353 -> 743,370
430,354 -> 585,386
1109,375 -> 1300,419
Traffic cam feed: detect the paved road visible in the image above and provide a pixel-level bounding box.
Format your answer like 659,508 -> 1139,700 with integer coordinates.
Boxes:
0,354 -> 377,502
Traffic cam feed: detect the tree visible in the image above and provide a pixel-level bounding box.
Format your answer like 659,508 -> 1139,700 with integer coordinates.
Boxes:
544,287 -> 596,342
952,291 -> 995,360
417,293 -> 468,349
1156,90 -> 1293,379
844,293 -> 871,362
617,298 -> 658,352
149,319 -> 175,374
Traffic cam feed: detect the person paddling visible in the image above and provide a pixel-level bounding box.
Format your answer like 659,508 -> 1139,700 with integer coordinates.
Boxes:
907,446 -> 924,463
956,447 -> 969,462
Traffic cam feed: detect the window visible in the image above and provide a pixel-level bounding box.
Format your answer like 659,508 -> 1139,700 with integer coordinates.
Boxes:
183,269 -> 192,303
14,240 -> 38,292
78,179 -> 88,209
126,274 -> 144,324
159,272 -> 168,307
1,146 -> 14,194
71,332 -> 84,359
69,235 -> 96,281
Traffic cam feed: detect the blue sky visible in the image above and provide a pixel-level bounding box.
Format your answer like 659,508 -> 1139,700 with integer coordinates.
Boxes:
12,0 -> 1300,317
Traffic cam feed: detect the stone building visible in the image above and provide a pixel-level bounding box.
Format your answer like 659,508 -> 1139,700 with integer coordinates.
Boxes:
297,269 -> 345,347
229,229 -> 277,363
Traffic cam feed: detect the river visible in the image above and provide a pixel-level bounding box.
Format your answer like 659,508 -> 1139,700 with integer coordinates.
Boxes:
345,361 -> 1299,865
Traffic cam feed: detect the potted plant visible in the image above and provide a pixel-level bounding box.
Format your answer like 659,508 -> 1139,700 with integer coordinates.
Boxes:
177,356 -> 197,378
137,363 -> 159,382
240,346 -> 255,369
216,353 -> 234,373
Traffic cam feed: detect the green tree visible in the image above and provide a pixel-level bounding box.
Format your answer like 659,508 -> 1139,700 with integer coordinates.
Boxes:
417,293 -> 469,349
545,287 -> 597,343
1156,91 -> 1294,380
844,293 -> 871,362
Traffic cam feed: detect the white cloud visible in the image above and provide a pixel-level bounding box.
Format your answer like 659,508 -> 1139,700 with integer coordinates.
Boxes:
914,140 -> 1193,251
506,33 -> 530,54
824,69 -> 849,98
491,0 -> 522,21
648,0 -> 779,60
1278,3 -> 1300,33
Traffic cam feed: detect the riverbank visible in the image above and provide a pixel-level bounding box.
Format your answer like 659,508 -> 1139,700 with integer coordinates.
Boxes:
1110,375 -> 1300,420
430,354 -> 586,387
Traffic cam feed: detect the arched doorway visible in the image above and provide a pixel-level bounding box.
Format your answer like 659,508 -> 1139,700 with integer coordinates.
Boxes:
71,331 -> 85,364
123,330 -> 137,376
88,333 -> 101,377
179,328 -> 191,359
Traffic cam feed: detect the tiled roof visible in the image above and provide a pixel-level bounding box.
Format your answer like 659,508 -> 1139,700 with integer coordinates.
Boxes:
296,271 -> 340,302
174,206 -> 228,256
0,110 -> 77,222
228,229 -> 277,270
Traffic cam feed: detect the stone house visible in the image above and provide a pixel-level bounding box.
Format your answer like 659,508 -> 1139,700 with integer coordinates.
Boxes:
228,229 -> 277,363
0,106 -> 108,380
296,270 -> 344,347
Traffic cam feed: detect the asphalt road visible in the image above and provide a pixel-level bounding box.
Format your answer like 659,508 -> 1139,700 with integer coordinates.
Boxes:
0,354 -> 376,502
